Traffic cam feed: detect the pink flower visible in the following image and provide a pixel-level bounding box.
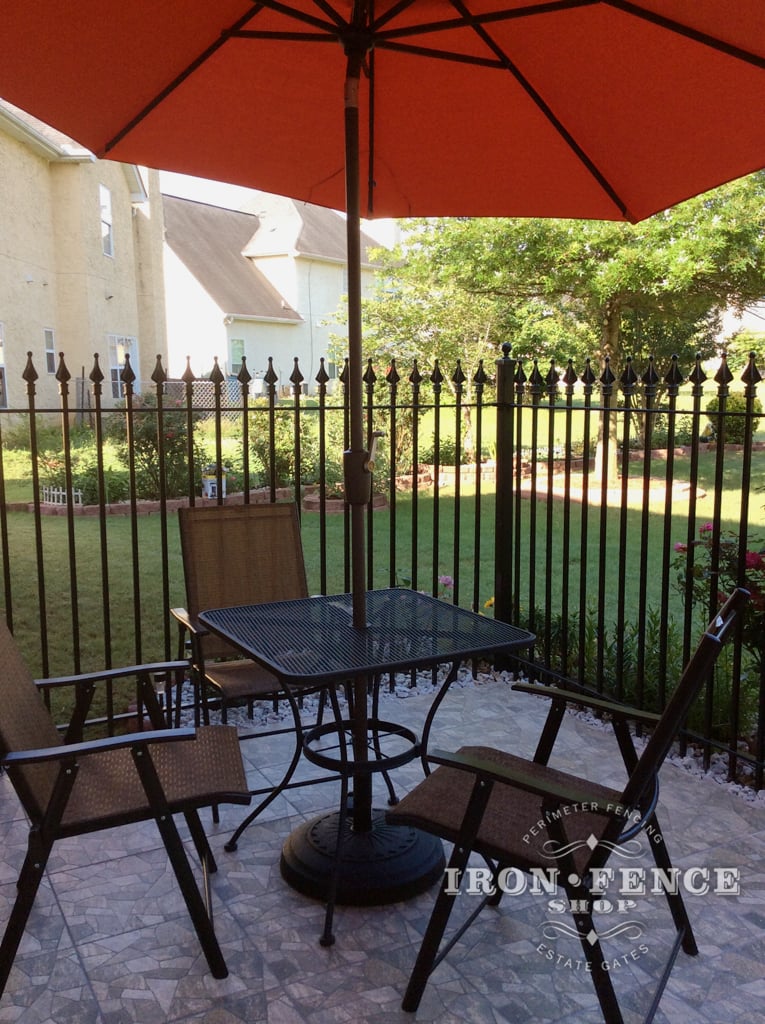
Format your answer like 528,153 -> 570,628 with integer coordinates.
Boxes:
745,551 -> 765,570
673,542 -> 687,553
699,522 -> 714,535
438,574 -> 454,589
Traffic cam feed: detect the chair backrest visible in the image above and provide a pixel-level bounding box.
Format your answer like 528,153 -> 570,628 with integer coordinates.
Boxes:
178,502 -> 309,661
0,621 -> 63,822
620,587 -> 748,815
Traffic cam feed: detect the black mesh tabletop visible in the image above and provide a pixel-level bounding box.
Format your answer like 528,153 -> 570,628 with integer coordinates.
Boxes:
199,589 -> 534,686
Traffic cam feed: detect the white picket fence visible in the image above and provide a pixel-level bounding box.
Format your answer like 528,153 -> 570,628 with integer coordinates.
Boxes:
41,485 -> 83,506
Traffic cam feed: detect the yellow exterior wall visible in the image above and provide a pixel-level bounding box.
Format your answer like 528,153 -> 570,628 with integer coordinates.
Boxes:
0,111 -> 166,408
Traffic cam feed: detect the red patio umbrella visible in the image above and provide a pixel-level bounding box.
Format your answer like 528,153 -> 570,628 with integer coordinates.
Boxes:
3,0 -> 765,629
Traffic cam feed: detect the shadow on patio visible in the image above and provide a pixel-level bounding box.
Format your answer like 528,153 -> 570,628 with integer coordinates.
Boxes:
2,671 -> 765,1024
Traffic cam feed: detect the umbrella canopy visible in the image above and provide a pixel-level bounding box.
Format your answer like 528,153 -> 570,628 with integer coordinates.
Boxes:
3,0 -> 765,624
3,2 -> 765,221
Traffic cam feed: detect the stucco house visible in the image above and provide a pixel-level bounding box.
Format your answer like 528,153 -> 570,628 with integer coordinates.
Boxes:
0,100 -> 167,408
162,191 -> 383,393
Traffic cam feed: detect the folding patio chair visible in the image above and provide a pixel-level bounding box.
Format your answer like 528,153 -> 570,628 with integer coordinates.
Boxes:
0,622 -> 251,999
388,588 -> 748,1023
172,502 -> 338,845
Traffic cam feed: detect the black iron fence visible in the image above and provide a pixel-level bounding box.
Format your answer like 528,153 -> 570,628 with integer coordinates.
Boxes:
1,346 -> 763,787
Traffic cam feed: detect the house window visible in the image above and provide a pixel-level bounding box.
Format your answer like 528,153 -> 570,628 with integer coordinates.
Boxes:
100,185 -> 114,257
44,328 -> 56,374
107,334 -> 139,398
230,338 -> 244,375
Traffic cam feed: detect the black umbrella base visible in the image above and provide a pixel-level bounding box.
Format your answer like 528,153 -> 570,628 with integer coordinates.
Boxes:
280,808 -> 445,905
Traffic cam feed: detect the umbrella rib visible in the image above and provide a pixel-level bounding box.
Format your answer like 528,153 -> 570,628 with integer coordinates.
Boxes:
605,0 -> 765,71
99,5 -> 273,155
377,39 -> 504,69
450,0 -> 629,216
234,30 -> 341,41
380,36 -> 627,214
255,0 -> 347,32
375,0 -> 595,40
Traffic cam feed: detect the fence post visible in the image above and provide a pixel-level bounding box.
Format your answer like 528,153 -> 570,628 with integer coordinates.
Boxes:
494,342 -> 516,624
89,353 -> 113,667
238,356 -> 252,502
409,360 -> 423,592
471,359 -> 488,615
386,359 -> 400,590
55,353 -> 81,674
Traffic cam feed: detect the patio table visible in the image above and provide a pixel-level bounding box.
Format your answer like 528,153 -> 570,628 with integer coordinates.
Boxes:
199,588 -> 535,906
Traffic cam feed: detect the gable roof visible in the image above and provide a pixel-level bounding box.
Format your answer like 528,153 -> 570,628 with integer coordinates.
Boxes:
162,195 -> 302,322
238,192 -> 382,264
296,201 -> 374,262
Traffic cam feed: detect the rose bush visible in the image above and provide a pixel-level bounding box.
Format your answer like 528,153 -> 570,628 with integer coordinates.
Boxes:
673,523 -> 764,667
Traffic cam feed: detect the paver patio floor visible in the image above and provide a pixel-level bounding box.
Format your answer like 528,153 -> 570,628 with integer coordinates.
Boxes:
2,671 -> 764,1024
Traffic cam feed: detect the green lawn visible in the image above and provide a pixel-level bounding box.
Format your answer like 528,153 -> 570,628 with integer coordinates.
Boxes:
0,443 -> 760,736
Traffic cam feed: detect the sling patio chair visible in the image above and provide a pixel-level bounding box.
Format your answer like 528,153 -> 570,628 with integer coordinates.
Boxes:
388,588 -> 749,1024
0,622 -> 251,999
172,502 -> 341,847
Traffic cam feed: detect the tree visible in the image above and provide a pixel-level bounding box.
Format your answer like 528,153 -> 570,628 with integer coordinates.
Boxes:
724,326 -> 765,375
365,172 -> 765,378
363,235 -> 499,386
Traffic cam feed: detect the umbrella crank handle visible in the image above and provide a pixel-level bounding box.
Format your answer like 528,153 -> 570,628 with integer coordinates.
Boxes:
365,431 -> 385,473
343,431 -> 384,505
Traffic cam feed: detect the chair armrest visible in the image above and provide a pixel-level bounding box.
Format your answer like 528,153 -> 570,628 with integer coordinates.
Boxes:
427,747 -> 618,815
35,660 -> 190,692
171,607 -> 209,637
33,662 -> 190,739
1,727 -> 197,767
512,682 -> 661,728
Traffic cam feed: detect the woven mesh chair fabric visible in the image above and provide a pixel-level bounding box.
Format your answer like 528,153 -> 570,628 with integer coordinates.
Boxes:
58,724 -> 250,832
390,745 -> 622,873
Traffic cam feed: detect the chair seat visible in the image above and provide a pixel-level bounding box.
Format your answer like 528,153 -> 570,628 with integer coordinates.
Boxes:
205,659 -> 285,701
389,745 -> 622,874
59,725 -> 250,833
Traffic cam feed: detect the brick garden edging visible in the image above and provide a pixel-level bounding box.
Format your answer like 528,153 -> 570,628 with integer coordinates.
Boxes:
14,487 -> 296,516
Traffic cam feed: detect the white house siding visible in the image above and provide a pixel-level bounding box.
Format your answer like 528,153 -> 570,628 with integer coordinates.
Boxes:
223,318 -> 300,389
239,252 -> 370,391
163,245 -> 227,378
293,255 -> 348,383
161,192 -> 381,395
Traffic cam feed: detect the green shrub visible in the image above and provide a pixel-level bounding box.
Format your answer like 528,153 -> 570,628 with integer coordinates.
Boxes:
105,395 -> 206,500
642,413 -> 695,448
706,392 -> 762,444
515,601 -> 753,739
419,433 -> 475,466
37,444 -> 130,505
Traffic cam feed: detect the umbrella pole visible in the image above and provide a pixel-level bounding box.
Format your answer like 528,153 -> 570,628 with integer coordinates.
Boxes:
343,60 -> 369,632
343,55 -> 375,835
280,44 -> 447,930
